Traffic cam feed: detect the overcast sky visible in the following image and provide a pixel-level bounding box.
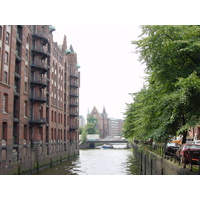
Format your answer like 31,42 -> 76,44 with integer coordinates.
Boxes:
3,0 -> 199,196
53,25 -> 146,120
6,0 -> 195,122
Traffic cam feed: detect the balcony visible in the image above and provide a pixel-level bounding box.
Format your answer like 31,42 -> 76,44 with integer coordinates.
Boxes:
30,95 -> 47,103
70,82 -> 79,88
69,111 -> 79,117
16,33 -> 22,44
15,50 -> 22,61
70,73 -> 79,79
30,78 -> 48,88
69,125 -> 79,130
31,61 -> 48,72
14,72 -> 21,79
70,101 -> 79,107
14,86 -> 20,96
32,30 -> 48,45
32,46 -> 50,59
29,118 -> 46,124
70,91 -> 79,97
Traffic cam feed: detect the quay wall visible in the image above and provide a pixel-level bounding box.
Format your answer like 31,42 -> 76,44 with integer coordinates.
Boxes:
0,144 -> 79,175
132,143 -> 197,175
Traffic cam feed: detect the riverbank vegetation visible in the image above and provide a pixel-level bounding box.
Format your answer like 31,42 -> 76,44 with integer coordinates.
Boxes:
123,25 -> 200,144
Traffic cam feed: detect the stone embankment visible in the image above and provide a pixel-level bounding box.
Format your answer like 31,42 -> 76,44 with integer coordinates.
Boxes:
132,142 -> 199,175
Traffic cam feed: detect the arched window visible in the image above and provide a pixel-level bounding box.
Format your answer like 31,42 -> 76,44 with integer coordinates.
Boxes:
54,129 -> 56,141
3,93 -> 8,113
24,125 -> 28,140
2,122 -> 7,140
51,128 -> 53,141
51,111 -> 53,122
24,101 -> 28,117
54,111 -> 57,123
6,32 -> 10,45
5,52 -> 8,64
4,71 -> 8,83
26,35 -> 29,44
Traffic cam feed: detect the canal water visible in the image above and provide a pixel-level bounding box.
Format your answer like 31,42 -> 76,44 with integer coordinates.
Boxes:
32,145 -> 142,175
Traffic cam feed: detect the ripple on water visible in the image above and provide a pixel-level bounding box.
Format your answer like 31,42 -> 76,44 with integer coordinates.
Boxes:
32,149 -> 141,175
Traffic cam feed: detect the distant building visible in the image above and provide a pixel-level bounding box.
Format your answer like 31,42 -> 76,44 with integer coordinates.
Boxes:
88,106 -> 123,139
79,115 -> 85,128
108,118 -> 123,137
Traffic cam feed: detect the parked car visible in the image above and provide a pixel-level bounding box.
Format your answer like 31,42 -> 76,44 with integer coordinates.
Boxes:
182,149 -> 200,166
176,143 -> 200,163
165,143 -> 180,156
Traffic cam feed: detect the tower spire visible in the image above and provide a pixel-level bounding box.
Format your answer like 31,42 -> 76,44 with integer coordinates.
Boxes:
102,107 -> 107,114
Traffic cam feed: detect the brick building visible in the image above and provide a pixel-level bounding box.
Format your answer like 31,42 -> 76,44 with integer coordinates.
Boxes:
88,106 -> 123,139
0,25 -> 80,174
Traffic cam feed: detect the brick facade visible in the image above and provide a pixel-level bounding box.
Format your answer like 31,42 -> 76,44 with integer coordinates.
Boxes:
0,25 -> 80,174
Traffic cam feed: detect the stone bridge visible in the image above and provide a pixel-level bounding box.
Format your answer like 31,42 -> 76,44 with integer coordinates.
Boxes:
79,140 -> 130,149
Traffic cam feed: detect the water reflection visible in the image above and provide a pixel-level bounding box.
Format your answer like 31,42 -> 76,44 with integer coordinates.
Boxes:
33,148 -> 141,175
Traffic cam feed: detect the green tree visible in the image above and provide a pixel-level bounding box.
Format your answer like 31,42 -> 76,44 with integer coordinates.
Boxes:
79,127 -> 83,135
124,25 -> 200,144
80,116 -> 99,143
86,116 -> 99,134
81,127 -> 88,143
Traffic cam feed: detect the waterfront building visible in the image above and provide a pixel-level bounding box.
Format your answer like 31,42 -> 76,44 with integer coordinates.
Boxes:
88,106 -> 123,139
0,25 -> 80,175
108,118 -> 123,138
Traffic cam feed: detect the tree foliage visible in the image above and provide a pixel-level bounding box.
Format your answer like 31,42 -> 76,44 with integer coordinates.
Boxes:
80,116 -> 99,143
123,25 -> 200,144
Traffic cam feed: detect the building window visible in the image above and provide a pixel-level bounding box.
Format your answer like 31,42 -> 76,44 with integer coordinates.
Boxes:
3,71 -> 8,83
26,35 -> 29,44
55,111 -> 57,123
24,101 -> 28,117
25,65 -> 28,76
5,52 -> 8,64
51,128 -> 53,140
6,32 -> 9,45
3,94 -> 8,113
2,122 -> 7,140
51,111 -> 54,122
25,49 -> 29,60
0,26 -> 2,40
24,82 -> 28,92
24,125 -> 28,140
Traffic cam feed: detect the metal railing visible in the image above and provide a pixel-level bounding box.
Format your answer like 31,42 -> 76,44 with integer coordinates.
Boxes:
32,46 -> 50,57
31,61 -> 48,71
30,77 -> 47,86
136,141 -> 200,174
32,30 -> 48,41
30,95 -> 47,102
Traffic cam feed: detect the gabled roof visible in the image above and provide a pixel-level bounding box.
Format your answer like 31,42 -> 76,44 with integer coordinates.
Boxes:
90,106 -> 102,119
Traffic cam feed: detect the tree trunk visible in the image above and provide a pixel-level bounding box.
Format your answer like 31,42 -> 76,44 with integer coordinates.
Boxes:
182,130 -> 187,144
